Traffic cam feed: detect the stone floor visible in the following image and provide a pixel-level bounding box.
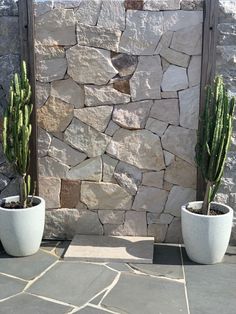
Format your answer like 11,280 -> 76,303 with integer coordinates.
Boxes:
0,241 -> 235,314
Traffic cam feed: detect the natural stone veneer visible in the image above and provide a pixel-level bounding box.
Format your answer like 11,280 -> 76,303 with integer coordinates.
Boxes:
34,0 -> 202,242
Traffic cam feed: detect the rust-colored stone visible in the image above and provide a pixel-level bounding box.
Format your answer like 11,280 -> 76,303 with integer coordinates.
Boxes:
60,179 -> 86,209
124,0 -> 144,10
113,80 -> 130,95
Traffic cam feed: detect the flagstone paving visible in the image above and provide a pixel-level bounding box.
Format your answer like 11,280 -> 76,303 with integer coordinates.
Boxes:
0,241 -> 235,314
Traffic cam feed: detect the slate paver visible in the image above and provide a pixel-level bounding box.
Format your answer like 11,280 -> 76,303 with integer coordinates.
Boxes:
0,293 -> 72,314
106,262 -> 133,273
75,305 -> 113,313
223,246 -> 236,264
0,274 -> 26,300
90,290 -> 107,305
130,244 -> 183,279
102,272 -> 188,314
40,241 -> 60,252
28,261 -> 117,307
0,250 -> 58,280
183,248 -> 236,314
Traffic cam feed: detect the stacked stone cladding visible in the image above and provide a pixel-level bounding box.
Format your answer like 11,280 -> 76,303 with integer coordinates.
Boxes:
0,0 -> 20,199
216,0 -> 236,244
34,0 -> 203,242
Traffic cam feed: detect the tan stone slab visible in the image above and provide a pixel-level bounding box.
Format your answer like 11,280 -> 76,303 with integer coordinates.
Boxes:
64,235 -> 154,264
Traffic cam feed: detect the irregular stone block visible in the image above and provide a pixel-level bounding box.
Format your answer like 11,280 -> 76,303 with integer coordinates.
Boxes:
163,10 -> 203,31
74,0 -> 102,26
106,129 -> 165,171
84,85 -> 130,106
35,8 -> 76,45
38,176 -> 61,209
165,218 -> 183,243
98,210 -> 125,224
164,186 -> 196,217
81,182 -> 133,210
38,156 -> 69,178
160,213 -> 174,224
144,0 -> 180,10
38,97 -> 74,132
148,224 -> 168,242
48,137 -> 86,167
161,125 -> 197,165
97,0 -> 126,31
0,54 -> 20,93
130,56 -> 162,101
36,58 -> 67,83
113,101 -> 152,129
160,48 -> 190,67
34,1 -> 53,17
77,23 -> 121,52
44,209 -> 103,239
74,106 -> 113,132
170,24 -> 202,55
145,118 -> 168,136
132,186 -> 168,213
0,173 -> 10,191
51,78 -> 84,108
38,127 -> 52,158
150,99 -> 179,125
36,82 -> 50,108
67,157 -> 102,181
105,120 -> 120,137
154,31 -> 173,54
165,157 -> 197,188
163,150 -> 175,167
0,0 -> 18,16
0,16 -> 19,55
161,91 -> 178,99
119,10 -> 163,55
218,23 -> 236,46
179,85 -> 200,130
103,224 -> 125,236
142,171 -> 164,189
102,155 -> 119,182
54,0 -> 82,8
64,118 -> 111,157
111,53 -> 138,77
114,161 -> 142,195
147,213 -> 160,224
66,45 -> 118,85
113,79 -> 130,94
123,211 -> 147,236
60,179 -> 86,209
161,65 -> 188,91
0,178 -> 19,198
124,0 -> 144,10
35,45 -> 65,61
188,56 -> 201,87
180,0 -> 203,10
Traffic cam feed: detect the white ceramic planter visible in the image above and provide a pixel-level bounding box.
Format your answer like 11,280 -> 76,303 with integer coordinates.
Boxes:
0,196 -> 45,257
181,201 -> 233,264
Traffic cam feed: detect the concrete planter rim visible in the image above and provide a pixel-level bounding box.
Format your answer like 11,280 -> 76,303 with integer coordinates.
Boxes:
181,201 -> 233,218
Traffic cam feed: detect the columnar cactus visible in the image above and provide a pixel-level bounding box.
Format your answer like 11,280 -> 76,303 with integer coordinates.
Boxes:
2,61 -> 34,208
196,76 -> 235,215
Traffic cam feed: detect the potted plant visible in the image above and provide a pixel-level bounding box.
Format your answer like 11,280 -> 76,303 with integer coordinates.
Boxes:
181,76 -> 235,264
0,61 -> 45,257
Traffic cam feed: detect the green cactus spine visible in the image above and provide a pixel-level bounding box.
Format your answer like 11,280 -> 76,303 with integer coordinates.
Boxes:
2,61 -> 34,208
196,76 -> 235,215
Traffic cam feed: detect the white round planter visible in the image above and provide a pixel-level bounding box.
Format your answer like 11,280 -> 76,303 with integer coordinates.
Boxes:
0,196 -> 45,257
181,201 -> 233,264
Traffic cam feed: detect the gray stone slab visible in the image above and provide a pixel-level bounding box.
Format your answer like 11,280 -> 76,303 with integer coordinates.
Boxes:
183,248 -> 236,314
130,244 -> 183,279
28,262 -> 116,307
64,235 -> 154,263
0,250 -> 58,280
75,306 -> 112,313
0,274 -> 26,300
90,291 -> 107,305
55,241 -> 71,258
0,293 -> 72,313
41,240 -> 60,252
106,262 -> 133,273
102,273 -> 188,314
223,246 -> 236,264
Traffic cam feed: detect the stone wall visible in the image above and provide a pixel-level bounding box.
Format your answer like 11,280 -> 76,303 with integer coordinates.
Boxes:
216,0 -> 236,244
0,0 -> 20,198
34,0 -> 203,242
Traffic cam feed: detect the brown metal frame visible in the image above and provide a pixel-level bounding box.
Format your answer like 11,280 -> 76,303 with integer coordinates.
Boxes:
18,0 -> 38,194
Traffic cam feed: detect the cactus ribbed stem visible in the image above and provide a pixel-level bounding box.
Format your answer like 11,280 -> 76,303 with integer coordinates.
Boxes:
196,76 -> 235,215
2,61 -> 34,208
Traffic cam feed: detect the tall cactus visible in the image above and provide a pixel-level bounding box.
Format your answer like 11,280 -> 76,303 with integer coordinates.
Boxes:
196,76 -> 235,215
2,61 -> 34,208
